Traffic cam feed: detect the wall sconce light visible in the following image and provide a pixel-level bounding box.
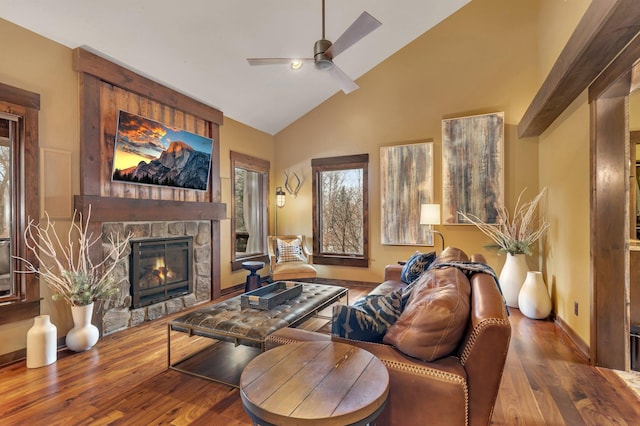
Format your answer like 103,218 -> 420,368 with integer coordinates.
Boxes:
275,187 -> 286,235
420,203 -> 445,251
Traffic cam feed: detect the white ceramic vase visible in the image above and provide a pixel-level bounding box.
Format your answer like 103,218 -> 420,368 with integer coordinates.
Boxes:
26,314 -> 57,368
518,271 -> 552,320
499,253 -> 529,308
66,302 -> 100,352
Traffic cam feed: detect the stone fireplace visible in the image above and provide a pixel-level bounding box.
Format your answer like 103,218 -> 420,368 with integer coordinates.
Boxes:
100,220 -> 212,335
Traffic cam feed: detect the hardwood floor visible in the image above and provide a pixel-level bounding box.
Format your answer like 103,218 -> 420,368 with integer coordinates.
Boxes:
1,285 -> 639,425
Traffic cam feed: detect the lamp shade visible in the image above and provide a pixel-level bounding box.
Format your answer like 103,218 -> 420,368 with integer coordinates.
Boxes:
420,204 -> 441,225
276,187 -> 286,208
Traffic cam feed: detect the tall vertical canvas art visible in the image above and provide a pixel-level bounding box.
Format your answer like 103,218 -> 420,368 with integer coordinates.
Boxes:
381,142 -> 434,245
442,112 -> 504,224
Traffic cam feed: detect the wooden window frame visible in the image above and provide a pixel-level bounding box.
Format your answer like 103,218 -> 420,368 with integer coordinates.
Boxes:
230,151 -> 269,271
0,82 -> 41,325
312,154 -> 369,267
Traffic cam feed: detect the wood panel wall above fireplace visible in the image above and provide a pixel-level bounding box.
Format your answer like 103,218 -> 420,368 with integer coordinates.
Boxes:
73,47 -> 227,327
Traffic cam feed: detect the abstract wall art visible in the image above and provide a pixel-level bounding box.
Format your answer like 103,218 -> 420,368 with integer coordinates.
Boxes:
442,112 -> 504,224
380,142 -> 434,245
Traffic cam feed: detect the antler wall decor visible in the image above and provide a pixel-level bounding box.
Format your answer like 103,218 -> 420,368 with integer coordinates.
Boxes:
284,171 -> 303,197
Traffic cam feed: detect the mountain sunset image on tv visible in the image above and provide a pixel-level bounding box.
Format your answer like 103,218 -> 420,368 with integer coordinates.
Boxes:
112,110 -> 213,191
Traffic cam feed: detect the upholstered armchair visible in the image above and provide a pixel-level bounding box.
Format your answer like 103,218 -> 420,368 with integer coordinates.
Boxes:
267,235 -> 317,281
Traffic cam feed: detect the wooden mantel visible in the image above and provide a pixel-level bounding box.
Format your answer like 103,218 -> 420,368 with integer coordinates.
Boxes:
74,195 -> 226,222
518,0 -> 640,138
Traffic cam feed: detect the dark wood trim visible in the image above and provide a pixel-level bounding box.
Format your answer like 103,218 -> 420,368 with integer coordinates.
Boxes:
78,73 -> 102,196
230,151 -> 270,271
591,94 -> 629,370
518,0 -> 640,138
311,154 -> 369,167
312,255 -> 369,268
74,195 -> 226,222
0,81 -> 40,110
0,300 -> 40,327
589,34 -> 640,101
72,48 -> 223,125
0,82 -> 41,326
554,314 -> 590,363
312,154 -> 369,267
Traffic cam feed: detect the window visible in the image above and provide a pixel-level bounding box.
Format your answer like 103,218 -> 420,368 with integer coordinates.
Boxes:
230,151 -> 269,270
0,82 -> 40,325
312,154 -> 369,267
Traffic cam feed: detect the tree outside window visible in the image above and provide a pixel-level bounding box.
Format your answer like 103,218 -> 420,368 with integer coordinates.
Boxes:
312,154 -> 368,267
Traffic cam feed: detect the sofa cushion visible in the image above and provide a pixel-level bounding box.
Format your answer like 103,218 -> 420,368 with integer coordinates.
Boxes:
276,238 -> 306,263
400,251 -> 436,284
431,247 -> 469,266
331,289 -> 403,343
383,266 -> 471,361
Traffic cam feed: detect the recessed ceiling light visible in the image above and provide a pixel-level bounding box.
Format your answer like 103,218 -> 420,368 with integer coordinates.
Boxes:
290,60 -> 303,70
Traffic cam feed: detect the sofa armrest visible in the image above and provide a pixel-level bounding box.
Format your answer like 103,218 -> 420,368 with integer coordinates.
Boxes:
458,271 -> 511,426
384,264 -> 403,281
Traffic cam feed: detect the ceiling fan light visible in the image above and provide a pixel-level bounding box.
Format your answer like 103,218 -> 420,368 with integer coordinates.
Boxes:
314,58 -> 334,71
290,60 -> 303,70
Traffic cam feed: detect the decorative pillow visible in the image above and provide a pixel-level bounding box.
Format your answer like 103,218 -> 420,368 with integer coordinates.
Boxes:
400,251 -> 436,284
276,238 -> 306,263
331,289 -> 403,342
383,266 -> 471,361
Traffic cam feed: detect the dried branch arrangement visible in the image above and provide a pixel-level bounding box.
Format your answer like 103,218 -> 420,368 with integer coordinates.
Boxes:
20,206 -> 132,306
458,187 -> 550,256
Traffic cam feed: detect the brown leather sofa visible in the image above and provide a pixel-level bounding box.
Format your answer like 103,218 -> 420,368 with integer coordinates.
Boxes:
265,247 -> 511,426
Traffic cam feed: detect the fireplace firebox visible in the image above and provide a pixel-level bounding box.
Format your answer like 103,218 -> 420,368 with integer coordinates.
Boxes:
130,236 -> 193,308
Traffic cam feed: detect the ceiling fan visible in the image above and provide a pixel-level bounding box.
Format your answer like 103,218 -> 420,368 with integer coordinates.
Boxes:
247,0 -> 382,94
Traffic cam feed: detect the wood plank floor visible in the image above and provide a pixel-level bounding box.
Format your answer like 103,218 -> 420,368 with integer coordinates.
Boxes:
1,284 -> 639,425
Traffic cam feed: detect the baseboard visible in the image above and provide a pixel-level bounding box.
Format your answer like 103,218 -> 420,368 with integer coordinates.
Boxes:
0,336 -> 66,368
554,313 -> 591,363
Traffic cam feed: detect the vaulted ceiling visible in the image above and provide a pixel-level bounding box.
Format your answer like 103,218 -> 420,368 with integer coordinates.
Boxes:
0,0 -> 470,135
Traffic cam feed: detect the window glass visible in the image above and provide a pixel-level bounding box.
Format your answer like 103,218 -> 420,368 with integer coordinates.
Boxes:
312,154 -> 368,267
0,117 -> 12,297
230,152 -> 269,270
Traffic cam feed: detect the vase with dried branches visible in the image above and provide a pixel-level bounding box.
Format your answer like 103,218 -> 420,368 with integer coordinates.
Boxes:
20,206 -> 131,351
458,187 -> 550,308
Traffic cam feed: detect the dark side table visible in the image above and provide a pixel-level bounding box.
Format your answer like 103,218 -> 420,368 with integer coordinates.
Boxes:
242,261 -> 265,292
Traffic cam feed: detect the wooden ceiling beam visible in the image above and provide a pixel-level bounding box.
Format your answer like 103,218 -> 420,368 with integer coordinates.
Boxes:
518,0 -> 640,138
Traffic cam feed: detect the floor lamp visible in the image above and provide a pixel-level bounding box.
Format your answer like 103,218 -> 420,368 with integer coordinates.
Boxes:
275,187 -> 286,235
420,203 -> 445,251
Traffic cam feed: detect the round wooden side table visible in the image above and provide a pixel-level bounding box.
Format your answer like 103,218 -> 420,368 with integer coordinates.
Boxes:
240,341 -> 389,426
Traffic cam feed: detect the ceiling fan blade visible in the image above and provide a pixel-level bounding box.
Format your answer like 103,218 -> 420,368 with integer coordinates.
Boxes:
327,64 -> 359,94
326,11 -> 381,58
247,58 -> 313,66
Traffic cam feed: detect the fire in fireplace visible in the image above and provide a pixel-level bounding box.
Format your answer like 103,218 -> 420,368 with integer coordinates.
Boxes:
130,236 -> 193,308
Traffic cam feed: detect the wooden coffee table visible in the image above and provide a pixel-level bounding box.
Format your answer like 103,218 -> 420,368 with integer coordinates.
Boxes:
240,341 -> 389,425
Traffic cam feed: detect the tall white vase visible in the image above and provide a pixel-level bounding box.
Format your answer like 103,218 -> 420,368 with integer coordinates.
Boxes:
26,315 -> 57,368
499,253 -> 529,308
518,271 -> 552,319
66,302 -> 100,352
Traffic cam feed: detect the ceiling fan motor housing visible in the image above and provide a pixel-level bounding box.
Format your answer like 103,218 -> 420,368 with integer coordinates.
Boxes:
314,39 -> 334,70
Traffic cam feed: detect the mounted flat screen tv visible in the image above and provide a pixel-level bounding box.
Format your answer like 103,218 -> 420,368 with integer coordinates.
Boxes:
111,110 -> 213,191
